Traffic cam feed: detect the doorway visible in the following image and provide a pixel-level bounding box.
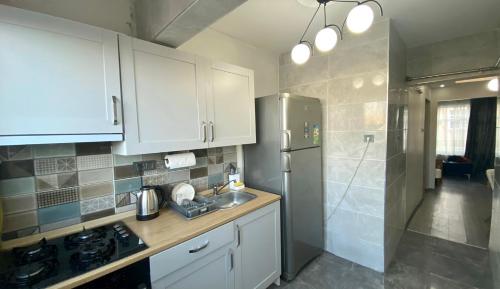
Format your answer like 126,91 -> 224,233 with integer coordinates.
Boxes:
407,80 -> 497,249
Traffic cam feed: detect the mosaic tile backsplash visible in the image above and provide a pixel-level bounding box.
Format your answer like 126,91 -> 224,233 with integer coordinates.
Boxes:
0,143 -> 238,241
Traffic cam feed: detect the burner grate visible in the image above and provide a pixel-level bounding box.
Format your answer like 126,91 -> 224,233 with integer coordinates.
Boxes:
70,239 -> 116,271
2,259 -> 59,288
12,238 -> 58,266
64,227 -> 107,250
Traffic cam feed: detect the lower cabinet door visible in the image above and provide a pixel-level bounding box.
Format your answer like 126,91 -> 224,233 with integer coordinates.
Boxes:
235,202 -> 281,289
152,245 -> 235,289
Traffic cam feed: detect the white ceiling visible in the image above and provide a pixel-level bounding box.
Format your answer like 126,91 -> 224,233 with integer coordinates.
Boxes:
210,0 -> 500,54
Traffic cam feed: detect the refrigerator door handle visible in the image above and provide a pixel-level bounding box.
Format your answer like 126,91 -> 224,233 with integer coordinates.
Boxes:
281,152 -> 292,173
281,130 -> 291,151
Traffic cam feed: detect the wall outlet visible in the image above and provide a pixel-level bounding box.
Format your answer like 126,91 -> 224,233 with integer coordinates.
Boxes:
364,134 -> 375,143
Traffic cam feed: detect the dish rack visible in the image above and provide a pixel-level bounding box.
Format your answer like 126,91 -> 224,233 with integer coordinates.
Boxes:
169,199 -> 219,219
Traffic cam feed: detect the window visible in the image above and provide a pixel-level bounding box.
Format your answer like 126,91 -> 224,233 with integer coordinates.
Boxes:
436,100 -> 470,156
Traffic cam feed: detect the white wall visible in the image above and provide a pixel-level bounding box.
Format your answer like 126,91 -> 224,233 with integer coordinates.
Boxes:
425,82 -> 498,189
0,0 -> 136,36
279,20 -> 391,272
384,23 -> 408,268
179,27 -> 279,98
406,86 -> 427,222
407,29 -> 500,78
490,75 -> 500,289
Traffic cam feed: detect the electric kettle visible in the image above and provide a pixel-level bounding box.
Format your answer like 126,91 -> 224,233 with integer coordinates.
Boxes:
136,186 -> 165,221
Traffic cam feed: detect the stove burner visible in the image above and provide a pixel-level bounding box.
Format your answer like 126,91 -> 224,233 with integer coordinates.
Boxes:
3,259 -> 58,288
12,238 -> 58,265
0,222 -> 147,288
70,239 -> 116,271
64,227 -> 106,249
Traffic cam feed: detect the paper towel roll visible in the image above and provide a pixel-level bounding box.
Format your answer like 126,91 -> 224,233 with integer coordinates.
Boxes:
164,152 -> 196,169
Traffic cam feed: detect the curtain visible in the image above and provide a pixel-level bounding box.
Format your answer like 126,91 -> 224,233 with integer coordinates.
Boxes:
436,100 -> 471,156
465,97 -> 497,175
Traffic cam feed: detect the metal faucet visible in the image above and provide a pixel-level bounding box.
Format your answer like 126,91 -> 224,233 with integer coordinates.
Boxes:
212,180 -> 235,196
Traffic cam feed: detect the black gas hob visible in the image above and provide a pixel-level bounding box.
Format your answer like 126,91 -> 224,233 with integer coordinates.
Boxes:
0,222 -> 147,289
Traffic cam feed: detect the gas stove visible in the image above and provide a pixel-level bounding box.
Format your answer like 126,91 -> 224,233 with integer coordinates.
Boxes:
0,222 -> 147,289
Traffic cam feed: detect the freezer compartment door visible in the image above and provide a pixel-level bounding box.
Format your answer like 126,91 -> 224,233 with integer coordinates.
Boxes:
280,96 -> 322,151
281,147 -> 323,280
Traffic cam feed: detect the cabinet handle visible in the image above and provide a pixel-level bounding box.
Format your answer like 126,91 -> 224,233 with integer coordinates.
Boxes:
230,251 -> 234,271
189,241 -> 209,253
236,225 -> 241,247
209,121 -> 215,142
201,122 -> 207,142
112,96 -> 119,125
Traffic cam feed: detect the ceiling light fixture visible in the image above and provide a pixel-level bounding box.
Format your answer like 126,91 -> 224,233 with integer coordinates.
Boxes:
439,84 -> 445,88
292,0 -> 383,65
488,78 -> 499,92
455,76 -> 496,84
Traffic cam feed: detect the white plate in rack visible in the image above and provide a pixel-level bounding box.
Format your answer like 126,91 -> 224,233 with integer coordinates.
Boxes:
171,183 -> 195,205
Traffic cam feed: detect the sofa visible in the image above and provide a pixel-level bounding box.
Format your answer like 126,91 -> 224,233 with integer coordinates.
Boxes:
442,155 -> 473,180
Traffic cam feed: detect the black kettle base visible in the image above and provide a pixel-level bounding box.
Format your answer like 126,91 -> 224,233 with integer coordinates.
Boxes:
136,212 -> 159,221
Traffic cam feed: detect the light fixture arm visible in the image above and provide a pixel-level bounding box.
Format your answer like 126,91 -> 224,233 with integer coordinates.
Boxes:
298,3 -> 321,43
322,2 -> 343,40
326,24 -> 343,40
360,0 -> 384,16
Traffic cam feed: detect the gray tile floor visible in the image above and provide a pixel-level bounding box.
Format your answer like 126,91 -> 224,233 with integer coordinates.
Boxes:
407,176 -> 492,248
270,231 -> 494,289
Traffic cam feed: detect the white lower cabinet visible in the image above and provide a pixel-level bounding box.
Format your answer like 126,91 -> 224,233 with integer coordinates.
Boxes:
234,201 -> 281,289
150,202 -> 281,289
152,243 -> 235,289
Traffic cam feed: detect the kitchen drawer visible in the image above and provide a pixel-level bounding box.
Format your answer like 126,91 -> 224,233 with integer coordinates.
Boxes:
150,221 -> 234,282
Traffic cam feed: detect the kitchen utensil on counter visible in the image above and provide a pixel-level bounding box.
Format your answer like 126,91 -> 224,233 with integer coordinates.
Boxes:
136,185 -> 165,221
171,183 -> 195,205
169,199 -> 218,219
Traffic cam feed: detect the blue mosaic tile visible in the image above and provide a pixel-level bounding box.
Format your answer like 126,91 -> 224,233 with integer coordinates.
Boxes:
37,202 -> 80,225
0,177 -> 35,197
114,177 -> 141,194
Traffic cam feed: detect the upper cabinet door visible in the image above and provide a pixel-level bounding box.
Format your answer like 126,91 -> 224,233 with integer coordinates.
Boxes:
114,35 -> 208,155
0,5 -> 122,137
207,62 -> 256,147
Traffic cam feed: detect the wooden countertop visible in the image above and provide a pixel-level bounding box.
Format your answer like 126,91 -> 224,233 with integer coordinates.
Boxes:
1,188 -> 280,289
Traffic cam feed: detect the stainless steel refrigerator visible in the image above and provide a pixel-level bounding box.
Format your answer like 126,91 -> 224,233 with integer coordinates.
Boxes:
244,93 -> 324,281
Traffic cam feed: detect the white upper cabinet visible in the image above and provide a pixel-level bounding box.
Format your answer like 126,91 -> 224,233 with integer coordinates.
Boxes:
113,35 -> 208,155
207,62 -> 256,147
0,5 -> 123,145
114,36 -> 256,155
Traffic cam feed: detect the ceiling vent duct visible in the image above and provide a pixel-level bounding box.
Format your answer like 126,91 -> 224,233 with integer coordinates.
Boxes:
135,0 -> 247,47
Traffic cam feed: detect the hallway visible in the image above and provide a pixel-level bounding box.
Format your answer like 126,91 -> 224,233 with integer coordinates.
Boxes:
407,176 -> 492,248
270,230 -> 494,289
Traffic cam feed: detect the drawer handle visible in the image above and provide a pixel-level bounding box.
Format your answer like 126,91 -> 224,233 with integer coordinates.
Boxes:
189,241 -> 209,253
112,95 -> 119,125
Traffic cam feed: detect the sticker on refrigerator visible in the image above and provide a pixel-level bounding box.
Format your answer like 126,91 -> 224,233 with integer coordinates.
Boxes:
313,124 -> 320,145
304,122 -> 310,139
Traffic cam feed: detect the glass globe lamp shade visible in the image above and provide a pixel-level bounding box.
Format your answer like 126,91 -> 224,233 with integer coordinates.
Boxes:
346,4 -> 374,34
315,27 -> 338,52
291,42 -> 311,65
488,78 -> 499,92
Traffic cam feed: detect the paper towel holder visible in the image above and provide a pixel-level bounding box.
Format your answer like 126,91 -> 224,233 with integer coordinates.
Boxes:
163,152 -> 196,169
